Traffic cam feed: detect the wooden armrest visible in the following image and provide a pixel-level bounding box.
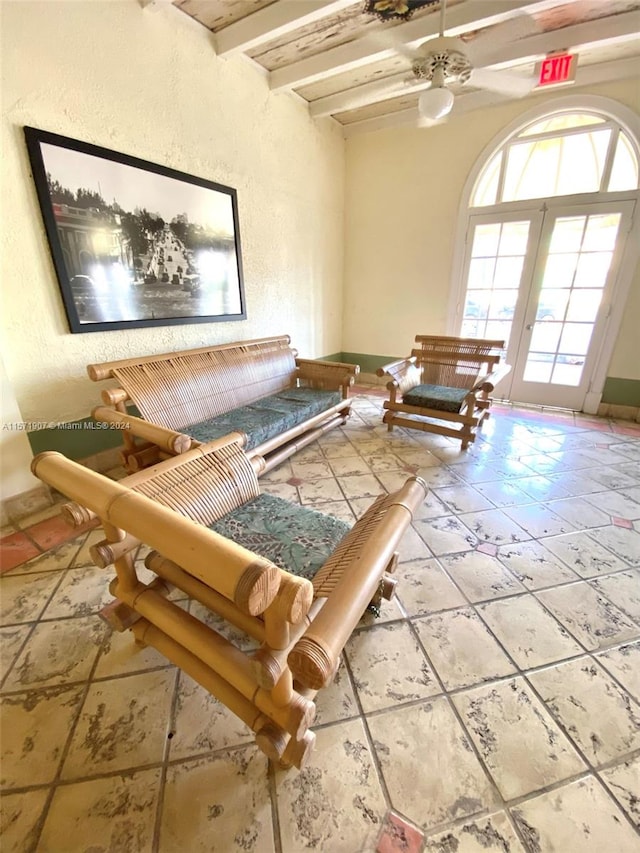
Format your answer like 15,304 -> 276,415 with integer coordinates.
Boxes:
31,451 -> 280,616
471,362 -> 512,392
295,359 -> 359,398
376,357 -> 421,396
92,406 -> 192,455
288,477 -> 428,690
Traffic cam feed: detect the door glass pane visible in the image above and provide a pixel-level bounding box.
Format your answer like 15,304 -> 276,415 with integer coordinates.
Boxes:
471,224 -> 501,256
472,152 -> 502,207
574,252 -> 614,288
521,211 -> 621,388
462,220 -> 531,344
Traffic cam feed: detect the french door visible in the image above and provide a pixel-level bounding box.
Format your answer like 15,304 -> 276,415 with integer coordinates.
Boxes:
460,199 -> 635,410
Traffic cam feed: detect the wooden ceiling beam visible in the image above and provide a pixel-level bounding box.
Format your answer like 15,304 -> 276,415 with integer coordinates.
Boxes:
310,10 -> 640,117
215,0 -> 359,56
269,0 -> 581,90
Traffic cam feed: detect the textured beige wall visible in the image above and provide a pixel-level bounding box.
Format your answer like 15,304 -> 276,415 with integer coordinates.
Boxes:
1,0 -> 345,427
344,78 -> 640,373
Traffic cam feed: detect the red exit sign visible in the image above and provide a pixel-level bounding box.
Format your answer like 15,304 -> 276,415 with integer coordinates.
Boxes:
537,53 -> 577,87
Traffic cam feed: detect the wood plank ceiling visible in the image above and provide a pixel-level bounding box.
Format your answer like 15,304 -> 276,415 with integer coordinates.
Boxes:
169,0 -> 640,135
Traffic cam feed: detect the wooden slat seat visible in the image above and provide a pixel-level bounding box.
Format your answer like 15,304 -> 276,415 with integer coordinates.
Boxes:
31,433 -> 426,770
87,335 -> 359,473
377,335 -> 511,449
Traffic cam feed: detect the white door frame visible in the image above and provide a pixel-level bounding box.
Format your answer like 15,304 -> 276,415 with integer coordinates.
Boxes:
448,95 -> 640,413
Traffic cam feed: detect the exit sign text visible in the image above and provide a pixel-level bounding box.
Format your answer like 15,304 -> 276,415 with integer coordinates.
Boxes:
537,53 -> 577,87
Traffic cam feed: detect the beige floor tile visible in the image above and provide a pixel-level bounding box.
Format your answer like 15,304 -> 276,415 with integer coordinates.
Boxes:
61,669 -> 176,780
544,497 -> 611,529
328,456 -> 373,477
600,755 -> 640,830
259,460 -> 293,483
536,582 -> 640,651
297,479 -> 345,505
1,686 -> 84,788
260,482 -> 300,502
540,531 -> 631,578
313,661 -> 358,726
307,499 -> 355,525
41,565 -> 113,619
511,776 -> 640,852
458,509 -> 532,546
3,616 -> 106,691
161,748 -> 274,852
433,484 -> 496,514
169,672 -> 254,760
396,526 -> 433,562
0,788 -> 49,853
39,768 -> 161,852
11,539 -> 82,575
0,624 -> 31,682
336,474 -> 385,501
395,558 -> 466,617
453,677 -> 586,800
368,697 -> 499,831
414,608 -> 516,690
290,460 -> 334,480
595,641 -> 640,702
496,540 -> 579,590
414,516 -> 478,556
588,526 -> 640,567
438,551 -> 525,602
0,572 -> 61,625
477,594 -> 584,669
503,503 -> 576,538
590,570 -> 640,621
583,489 -> 640,520
424,810 -> 526,852
276,718 -> 386,852
528,657 -> 640,765
93,627 -> 173,679
346,622 -> 439,712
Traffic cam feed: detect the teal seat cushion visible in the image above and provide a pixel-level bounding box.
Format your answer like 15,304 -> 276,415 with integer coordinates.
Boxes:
403,384 -> 469,414
188,388 -> 342,450
209,494 -> 351,580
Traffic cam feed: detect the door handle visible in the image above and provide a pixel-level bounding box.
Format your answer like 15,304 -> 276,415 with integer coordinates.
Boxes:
525,323 -> 533,330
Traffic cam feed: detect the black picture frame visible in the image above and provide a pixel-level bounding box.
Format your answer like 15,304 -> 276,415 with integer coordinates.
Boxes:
24,127 -> 247,333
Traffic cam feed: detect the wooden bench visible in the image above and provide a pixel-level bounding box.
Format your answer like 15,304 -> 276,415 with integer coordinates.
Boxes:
377,335 -> 511,449
87,335 -> 359,473
31,434 -> 427,770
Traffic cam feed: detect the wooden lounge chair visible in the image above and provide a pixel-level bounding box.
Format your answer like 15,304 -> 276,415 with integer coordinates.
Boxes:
31,434 -> 426,770
376,336 -> 511,449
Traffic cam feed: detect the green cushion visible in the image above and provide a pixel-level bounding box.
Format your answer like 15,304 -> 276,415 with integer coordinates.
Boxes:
188,388 -> 342,450
403,384 -> 469,414
209,494 -> 351,580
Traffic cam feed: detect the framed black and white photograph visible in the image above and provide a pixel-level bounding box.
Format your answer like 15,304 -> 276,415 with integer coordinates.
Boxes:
24,127 -> 246,333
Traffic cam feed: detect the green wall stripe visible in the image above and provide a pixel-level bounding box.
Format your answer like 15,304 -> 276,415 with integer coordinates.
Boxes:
321,352 -> 399,373
601,378 -> 640,407
27,416 -> 127,460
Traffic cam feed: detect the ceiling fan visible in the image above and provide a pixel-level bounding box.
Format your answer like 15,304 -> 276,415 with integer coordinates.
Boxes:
373,0 -> 540,125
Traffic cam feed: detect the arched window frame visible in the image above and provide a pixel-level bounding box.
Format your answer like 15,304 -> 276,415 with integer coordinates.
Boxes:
448,95 -> 640,414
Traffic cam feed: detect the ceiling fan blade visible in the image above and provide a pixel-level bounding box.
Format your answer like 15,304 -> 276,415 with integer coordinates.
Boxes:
465,12 -> 540,68
417,115 -> 445,128
468,67 -> 535,97
361,28 -> 418,63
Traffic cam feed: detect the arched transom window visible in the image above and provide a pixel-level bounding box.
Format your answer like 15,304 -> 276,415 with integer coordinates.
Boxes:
472,111 -> 639,207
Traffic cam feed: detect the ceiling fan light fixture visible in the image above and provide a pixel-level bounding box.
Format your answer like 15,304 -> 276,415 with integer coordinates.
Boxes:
418,86 -> 454,120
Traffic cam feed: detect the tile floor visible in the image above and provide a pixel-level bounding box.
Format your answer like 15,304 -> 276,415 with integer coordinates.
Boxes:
1,389 -> 640,852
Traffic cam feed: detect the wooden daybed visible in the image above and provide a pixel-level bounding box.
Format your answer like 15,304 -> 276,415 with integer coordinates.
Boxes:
31,434 -> 427,769
377,335 -> 511,449
88,335 -> 359,473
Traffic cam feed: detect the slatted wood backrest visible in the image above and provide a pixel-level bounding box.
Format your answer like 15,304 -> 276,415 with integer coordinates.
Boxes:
129,436 -> 260,526
412,336 -> 505,390
88,336 -> 298,431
